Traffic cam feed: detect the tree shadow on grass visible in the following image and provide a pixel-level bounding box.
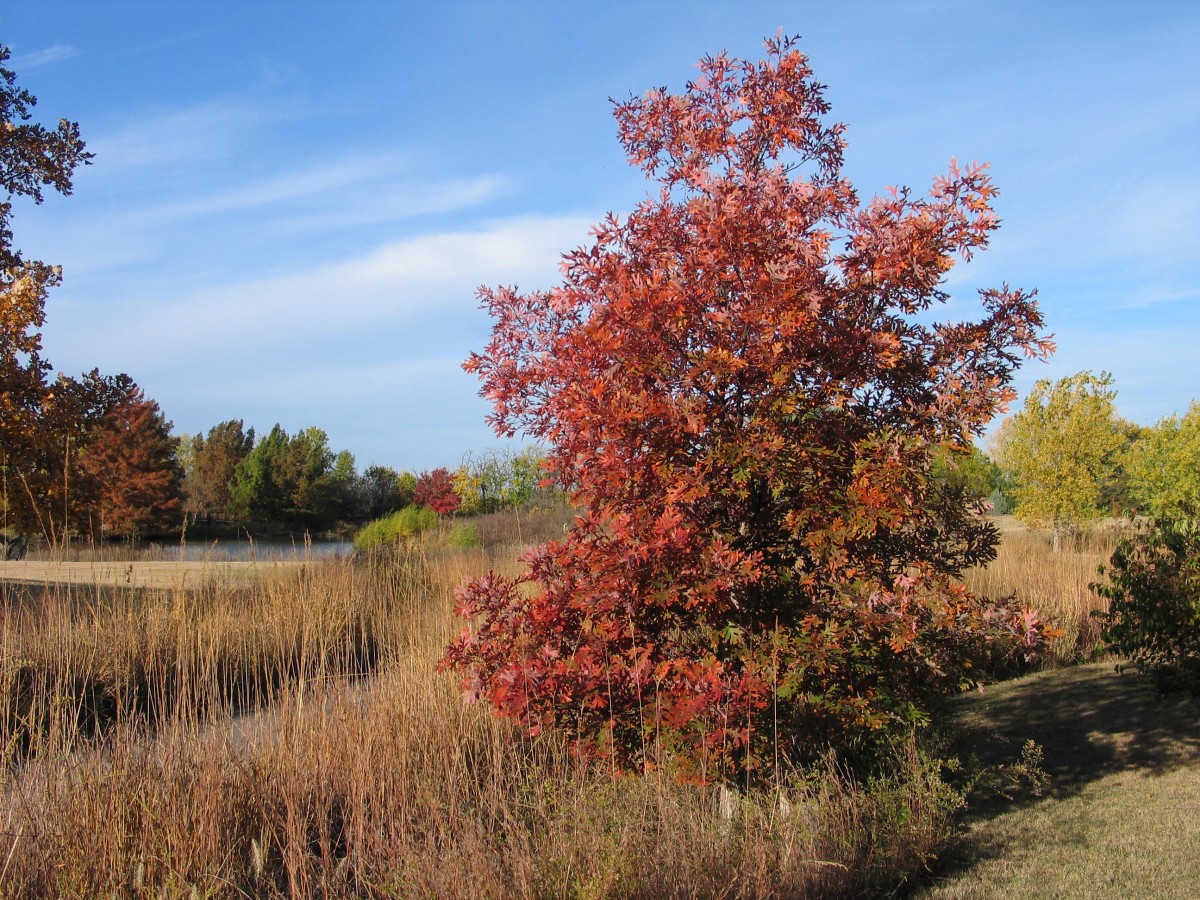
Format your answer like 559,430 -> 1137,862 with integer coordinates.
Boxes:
920,661 -> 1200,890
947,662 -> 1200,795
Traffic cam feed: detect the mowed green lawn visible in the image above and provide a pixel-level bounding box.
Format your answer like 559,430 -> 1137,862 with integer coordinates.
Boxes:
919,663 -> 1200,898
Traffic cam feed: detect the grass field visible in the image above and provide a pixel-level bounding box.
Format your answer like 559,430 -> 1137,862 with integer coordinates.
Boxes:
0,513 -> 1192,897
961,516 -> 1124,668
920,662 -> 1200,898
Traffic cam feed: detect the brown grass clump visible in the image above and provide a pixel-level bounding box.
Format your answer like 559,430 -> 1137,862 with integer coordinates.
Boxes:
0,540 -> 514,759
0,663 -> 962,897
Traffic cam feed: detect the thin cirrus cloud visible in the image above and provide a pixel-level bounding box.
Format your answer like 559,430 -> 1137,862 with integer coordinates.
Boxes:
82,96 -> 314,173
7,43 -> 79,70
84,101 -> 260,170
101,215 -> 597,468
156,161 -> 508,228
75,95 -> 510,235
33,149 -> 510,282
940,176 -> 1200,310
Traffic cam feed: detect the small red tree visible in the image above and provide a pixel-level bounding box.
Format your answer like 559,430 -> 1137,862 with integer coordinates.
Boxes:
76,382 -> 183,538
442,36 -> 1055,779
413,467 -> 461,516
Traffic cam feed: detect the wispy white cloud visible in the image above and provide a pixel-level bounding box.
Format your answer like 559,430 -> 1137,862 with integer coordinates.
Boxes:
8,43 -> 79,70
85,98 -> 300,170
157,158 -> 506,226
321,215 -> 586,290
1117,287 -> 1200,310
45,213 -> 594,372
51,215 -> 593,468
26,149 -> 510,280
943,177 -> 1200,303
270,175 -> 508,233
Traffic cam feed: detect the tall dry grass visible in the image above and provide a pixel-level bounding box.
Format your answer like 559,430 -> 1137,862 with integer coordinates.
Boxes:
1,658 -> 962,897
0,543 -> 492,761
0,518 -> 962,898
963,518 -> 1125,667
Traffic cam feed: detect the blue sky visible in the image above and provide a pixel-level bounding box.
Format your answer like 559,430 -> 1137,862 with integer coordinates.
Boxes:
3,2 -> 1198,472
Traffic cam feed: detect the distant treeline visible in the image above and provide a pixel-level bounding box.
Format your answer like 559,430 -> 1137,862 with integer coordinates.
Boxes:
989,371 -> 1200,543
928,371 -> 1200,546
178,421 -> 560,534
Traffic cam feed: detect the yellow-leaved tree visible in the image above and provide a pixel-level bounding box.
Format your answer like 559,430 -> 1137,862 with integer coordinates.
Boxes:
992,371 -> 1126,549
1124,401 -> 1200,520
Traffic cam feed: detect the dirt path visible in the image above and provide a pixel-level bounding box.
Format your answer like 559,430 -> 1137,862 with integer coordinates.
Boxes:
0,559 -> 302,590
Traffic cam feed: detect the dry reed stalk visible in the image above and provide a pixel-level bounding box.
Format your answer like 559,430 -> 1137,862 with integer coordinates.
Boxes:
0,663 -> 958,897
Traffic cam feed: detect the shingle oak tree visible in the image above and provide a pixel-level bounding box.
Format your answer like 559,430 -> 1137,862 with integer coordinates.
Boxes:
442,36 -> 1055,779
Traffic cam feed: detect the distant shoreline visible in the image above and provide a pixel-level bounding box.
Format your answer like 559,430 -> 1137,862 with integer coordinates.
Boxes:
0,559 -> 303,591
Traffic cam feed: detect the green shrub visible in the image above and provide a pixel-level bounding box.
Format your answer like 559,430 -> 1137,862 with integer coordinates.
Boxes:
353,505 -> 438,551
1092,518 -> 1200,692
447,522 -> 482,549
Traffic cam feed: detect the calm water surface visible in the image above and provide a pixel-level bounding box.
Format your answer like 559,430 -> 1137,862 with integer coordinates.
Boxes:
18,538 -> 355,563
147,539 -> 355,562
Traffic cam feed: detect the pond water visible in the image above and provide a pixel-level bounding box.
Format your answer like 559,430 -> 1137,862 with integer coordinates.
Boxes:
141,539 -> 355,562
17,538 -> 355,563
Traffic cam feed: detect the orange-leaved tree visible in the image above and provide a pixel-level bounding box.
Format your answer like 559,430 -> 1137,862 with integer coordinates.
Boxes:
1,44 -> 93,538
442,36 -> 1055,780
6,370 -> 145,541
75,380 -> 183,538
414,467 -> 462,516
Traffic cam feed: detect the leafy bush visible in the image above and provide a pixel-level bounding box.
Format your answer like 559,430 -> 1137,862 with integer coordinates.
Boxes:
447,522 -> 482,549
413,467 -> 461,516
1092,518 -> 1200,692
352,505 -> 438,551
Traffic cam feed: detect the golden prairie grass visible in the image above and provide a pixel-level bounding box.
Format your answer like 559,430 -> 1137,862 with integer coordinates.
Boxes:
0,543 -> 493,760
1,658 -> 962,898
0,522 -> 962,898
962,518 -> 1123,667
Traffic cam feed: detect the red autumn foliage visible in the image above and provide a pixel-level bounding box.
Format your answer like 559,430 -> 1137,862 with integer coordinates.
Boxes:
441,36 -> 1056,780
413,466 -> 461,516
76,382 -> 183,537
